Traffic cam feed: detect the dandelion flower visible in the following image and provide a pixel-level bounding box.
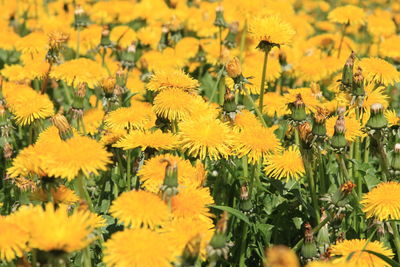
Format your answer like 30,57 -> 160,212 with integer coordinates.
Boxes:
264,146 -> 305,180
234,110 -> 263,130
105,102 -> 156,130
25,203 -> 104,253
153,88 -> 199,121
171,187 -> 214,221
330,239 -> 394,267
114,130 -> 178,151
328,5 -> 366,26
380,35 -> 400,59
361,181 -> 400,221
265,245 -> 300,267
179,116 -> 233,160
147,69 -> 199,92
367,11 -> 396,37
385,109 -> 400,127
359,57 -> 400,86
248,15 -> 296,46
260,92 -> 290,117
103,228 -> 174,267
82,108 -> 105,135
233,125 -> 281,164
110,25 -> 137,48
15,31 -> 48,56
50,58 -> 108,88
139,154 -> 205,193
0,217 -> 29,262
41,135 -> 112,180
110,190 -> 170,229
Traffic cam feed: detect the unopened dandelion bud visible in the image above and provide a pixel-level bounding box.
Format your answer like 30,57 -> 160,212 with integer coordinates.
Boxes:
340,181 -> 356,195
391,144 -> 400,171
102,77 -> 116,95
158,26 -> 169,51
226,57 -> 242,79
265,245 -> 300,267
239,184 -> 253,213
223,88 -> 237,112
289,94 -> 307,122
182,234 -> 201,265
214,5 -> 228,28
341,51 -> 355,90
120,43 -> 136,69
100,26 -> 113,48
160,159 -> 179,200
223,21 -> 239,48
3,142 -> 12,159
352,66 -> 365,97
330,116 -> 347,149
366,103 -> 387,129
207,213 -> 231,262
52,113 -> 73,140
299,122 -> 312,142
312,108 -> 328,137
301,223 -> 318,259
0,102 -> 7,126
74,5 -> 89,29
72,83 -> 86,111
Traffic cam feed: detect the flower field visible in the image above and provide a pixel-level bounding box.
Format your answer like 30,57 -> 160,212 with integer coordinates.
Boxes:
1,0 -> 400,266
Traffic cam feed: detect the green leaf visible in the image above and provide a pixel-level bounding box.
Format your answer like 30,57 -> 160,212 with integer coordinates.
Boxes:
363,250 -> 400,267
209,205 -> 251,225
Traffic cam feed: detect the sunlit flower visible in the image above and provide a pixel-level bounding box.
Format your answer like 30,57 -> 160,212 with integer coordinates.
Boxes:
367,10 -> 396,37
31,185 -> 80,204
105,102 -> 156,130
264,146 -> 305,180
385,109 -> 400,127
147,69 -> 199,92
104,228 -> 174,267
0,216 -> 29,262
113,130 -> 178,151
82,108 -> 105,135
359,57 -> 400,86
110,190 -> 170,229
380,35 -> 400,59
331,239 -> 394,267
326,115 -> 365,142
110,25 -> 137,48
328,5 -> 366,26
361,181 -> 400,221
234,110 -> 263,129
265,245 -> 300,267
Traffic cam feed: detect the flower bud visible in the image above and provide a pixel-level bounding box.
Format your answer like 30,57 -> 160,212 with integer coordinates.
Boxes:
226,57 -> 242,79
100,26 -> 113,48
289,94 -> 307,122
223,21 -> 239,48
120,44 -> 136,69
239,184 -> 253,214
157,26 -> 169,51
160,159 -> 179,201
223,88 -> 237,112
366,103 -> 387,129
312,107 -> 328,137
340,51 -> 355,90
391,144 -> 400,171
74,5 -> 89,29
214,5 -> 228,28
330,116 -> 347,149
52,113 -> 73,140
3,142 -> 12,159
301,223 -> 318,259
352,66 -> 365,97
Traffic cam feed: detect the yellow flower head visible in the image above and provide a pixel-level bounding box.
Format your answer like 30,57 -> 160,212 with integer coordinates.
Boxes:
110,190 -> 170,229
361,181 -> 400,221
248,15 -> 296,46
380,35 -> 400,59
179,116 -> 233,160
328,5 -> 366,26
367,10 -> 396,37
147,69 -> 199,92
105,102 -> 156,130
385,109 -> 400,127
15,31 -> 48,57
0,216 -> 29,262
233,125 -> 281,164
139,154 -> 205,193
110,25 -> 137,48
331,239 -> 394,267
359,57 -> 400,86
265,245 -> 300,267
264,146 -> 305,180
23,203 -> 104,253
82,107 -> 105,135
31,185 -> 80,205
234,110 -> 263,130
50,58 -> 108,88
171,187 -> 214,221
104,228 -> 174,267
113,130 -> 178,151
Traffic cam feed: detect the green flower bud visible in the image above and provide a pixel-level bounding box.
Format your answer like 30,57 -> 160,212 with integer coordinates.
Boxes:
391,144 -> 400,171
213,5 -> 228,28
340,51 -> 355,90
289,94 -> 307,122
330,116 -> 347,149
223,22 -> 239,48
352,66 -> 365,97
366,103 -> 387,129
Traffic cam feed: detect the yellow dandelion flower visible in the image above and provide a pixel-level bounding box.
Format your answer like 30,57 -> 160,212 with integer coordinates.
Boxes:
328,5 -> 366,26
283,87 -> 321,113
31,185 -> 80,204
264,146 -> 305,180
359,57 -> 400,86
385,109 -> 400,127
153,88 -> 200,121
25,203 -> 104,253
331,239 -> 394,267
361,181 -> 400,221
234,110 -> 263,130
260,92 -> 290,117
104,228 -> 174,267
50,58 -> 108,88
306,262 -> 356,267
110,190 -> 170,229
265,245 -> 300,267
363,84 -> 389,111
105,102 -> 156,130
175,37 -> 201,61
147,69 -> 199,92
68,25 -> 102,55
295,56 -> 328,82
172,187 -> 214,221
367,11 -> 396,37
4,85 -> 54,126
100,128 -> 127,145
139,154 -> 204,193
248,15 -> 296,45
326,115 -> 364,142
1,62 -> 49,82
179,116 -> 233,160
136,26 -> 162,49
82,108 -> 105,135
113,130 -> 178,151
15,31 -> 48,56
380,35 -> 400,59
163,217 -> 214,259
233,125 -> 281,164
0,28 -> 20,50
140,48 -> 186,71
41,135 -> 112,180
0,216 -> 29,262
110,25 -> 137,49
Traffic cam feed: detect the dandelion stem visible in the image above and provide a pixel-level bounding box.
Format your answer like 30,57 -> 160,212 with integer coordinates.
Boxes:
303,150 -> 320,223
364,137 -> 370,163
293,213 -> 331,251
76,174 -> 94,211
258,50 -> 270,111
337,23 -> 349,58
239,21 -> 247,64
126,150 -> 131,191
376,137 -> 390,181
243,89 -> 267,127
76,29 -> 81,59
209,66 -> 225,103
391,221 -> 400,261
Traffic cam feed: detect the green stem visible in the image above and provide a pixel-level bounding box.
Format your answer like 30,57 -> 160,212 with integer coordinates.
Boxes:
239,21 -> 247,64
209,66 -> 225,103
76,175 -> 93,211
218,76 -> 226,106
391,221 -> 400,261
126,150 -> 131,191
364,138 -> 370,163
238,222 -> 249,267
258,50 -> 269,111
82,246 -> 92,267
76,29 -> 80,59
337,23 -> 348,58
354,108 -> 362,196
303,150 -> 320,223
243,89 -> 267,127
